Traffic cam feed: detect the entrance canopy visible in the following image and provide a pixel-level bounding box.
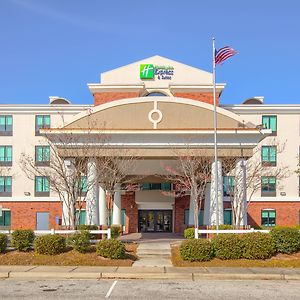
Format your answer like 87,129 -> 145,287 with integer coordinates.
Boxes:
42,96 -> 271,157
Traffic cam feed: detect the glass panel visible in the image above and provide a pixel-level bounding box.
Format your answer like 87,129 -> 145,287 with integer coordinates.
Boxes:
0,147 -> 4,161
43,177 -> 49,192
4,211 -> 11,226
0,117 -> 4,126
44,146 -> 50,161
198,210 -> 204,226
0,177 -> 4,192
79,210 -> 86,225
150,183 -> 161,190
270,147 -> 276,162
262,116 -> 269,129
44,115 -> 50,126
224,210 -> 232,225
35,147 -> 42,161
6,146 -> 12,161
142,183 -> 150,190
270,116 -> 277,132
262,146 -> 269,161
36,116 -> 43,126
6,177 -> 12,192
35,177 -> 42,192
6,116 -> 12,126
184,209 -> 189,225
121,209 -> 126,227
262,211 -> 269,218
161,182 -> 171,190
269,211 -> 276,218
80,176 -> 87,192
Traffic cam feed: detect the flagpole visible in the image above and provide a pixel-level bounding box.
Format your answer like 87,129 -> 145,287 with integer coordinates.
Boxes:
212,37 -> 219,233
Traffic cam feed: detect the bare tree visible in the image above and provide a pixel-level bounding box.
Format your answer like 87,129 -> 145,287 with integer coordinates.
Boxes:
160,149 -> 213,230
222,139 -> 289,228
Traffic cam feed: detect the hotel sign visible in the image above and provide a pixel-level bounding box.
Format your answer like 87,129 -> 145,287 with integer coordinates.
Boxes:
140,64 -> 174,80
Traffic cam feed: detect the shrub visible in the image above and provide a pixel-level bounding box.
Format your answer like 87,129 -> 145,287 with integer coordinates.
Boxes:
241,232 -> 275,259
34,235 -> 66,255
111,225 -> 121,239
270,227 -> 300,254
180,239 -> 214,262
11,229 -> 34,252
96,239 -> 125,259
184,228 -> 195,239
209,225 -> 235,230
212,234 -> 243,260
68,230 -> 91,253
76,225 -> 98,230
0,234 -> 7,253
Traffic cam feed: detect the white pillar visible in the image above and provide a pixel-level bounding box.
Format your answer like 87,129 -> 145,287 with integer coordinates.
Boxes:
203,183 -> 211,225
99,185 -> 107,226
62,159 -> 75,227
112,183 -> 121,225
188,189 -> 195,226
85,158 -> 99,225
234,159 -> 247,226
209,160 -> 224,225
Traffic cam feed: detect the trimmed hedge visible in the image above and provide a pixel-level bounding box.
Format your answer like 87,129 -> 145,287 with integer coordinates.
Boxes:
76,225 -> 98,230
34,235 -> 66,255
270,227 -> 300,254
96,239 -> 125,259
184,228 -> 195,239
68,230 -> 91,253
212,234 -> 243,260
241,232 -> 275,259
111,225 -> 121,239
0,234 -> 7,253
180,239 -> 214,262
11,229 -> 34,252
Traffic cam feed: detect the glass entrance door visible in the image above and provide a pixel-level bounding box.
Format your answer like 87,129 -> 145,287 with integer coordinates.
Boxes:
138,210 -> 172,232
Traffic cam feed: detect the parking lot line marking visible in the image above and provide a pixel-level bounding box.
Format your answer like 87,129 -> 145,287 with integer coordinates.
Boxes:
105,280 -> 117,298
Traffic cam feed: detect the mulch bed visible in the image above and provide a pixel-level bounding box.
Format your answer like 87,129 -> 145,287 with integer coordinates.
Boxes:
0,243 -> 137,266
171,245 -> 300,268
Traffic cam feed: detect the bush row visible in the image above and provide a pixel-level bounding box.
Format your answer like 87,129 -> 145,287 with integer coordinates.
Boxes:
0,229 -> 126,258
181,227 -> 300,261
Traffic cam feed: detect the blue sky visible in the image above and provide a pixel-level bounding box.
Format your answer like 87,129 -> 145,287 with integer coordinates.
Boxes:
0,0 -> 299,105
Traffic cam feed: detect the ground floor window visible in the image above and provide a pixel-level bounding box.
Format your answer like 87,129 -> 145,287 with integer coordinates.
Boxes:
224,209 -> 232,225
107,209 -> 126,227
261,209 -> 276,227
0,210 -> 11,228
184,209 -> 204,226
76,209 -> 86,225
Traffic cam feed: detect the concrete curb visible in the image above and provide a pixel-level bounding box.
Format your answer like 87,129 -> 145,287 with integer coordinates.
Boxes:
3,272 -> 300,281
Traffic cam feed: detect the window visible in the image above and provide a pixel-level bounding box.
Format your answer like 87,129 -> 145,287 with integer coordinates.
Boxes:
224,209 -> 232,225
184,209 -> 204,226
0,210 -> 11,228
35,176 -> 50,197
121,209 -> 126,227
35,115 -> 50,135
0,176 -> 12,196
261,176 -> 276,197
261,146 -> 277,166
35,146 -> 50,166
141,183 -> 172,190
76,210 -> 86,225
0,115 -> 12,136
146,92 -> 167,96
79,176 -> 87,196
261,209 -> 276,227
262,115 -> 277,135
0,146 -> 12,166
223,176 -> 235,197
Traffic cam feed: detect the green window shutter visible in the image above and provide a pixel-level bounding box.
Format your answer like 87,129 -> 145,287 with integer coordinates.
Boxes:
121,209 -> 126,226
270,116 -> 277,132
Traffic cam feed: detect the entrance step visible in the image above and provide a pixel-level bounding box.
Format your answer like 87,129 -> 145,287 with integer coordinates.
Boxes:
133,242 -> 172,267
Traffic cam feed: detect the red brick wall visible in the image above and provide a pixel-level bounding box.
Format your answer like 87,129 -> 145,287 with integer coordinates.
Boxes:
174,196 -> 190,233
1,201 -> 62,230
121,192 -> 138,234
94,92 -> 140,106
173,92 -> 219,106
248,202 -> 300,227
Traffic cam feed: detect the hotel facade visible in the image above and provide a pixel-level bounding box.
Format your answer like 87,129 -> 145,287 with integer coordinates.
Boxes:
0,55 -> 299,233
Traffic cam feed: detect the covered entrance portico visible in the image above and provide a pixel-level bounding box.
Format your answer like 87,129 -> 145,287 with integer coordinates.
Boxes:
43,96 -> 270,233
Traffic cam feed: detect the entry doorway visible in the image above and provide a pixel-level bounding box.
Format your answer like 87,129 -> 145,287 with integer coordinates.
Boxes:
138,210 -> 172,232
36,212 -> 49,230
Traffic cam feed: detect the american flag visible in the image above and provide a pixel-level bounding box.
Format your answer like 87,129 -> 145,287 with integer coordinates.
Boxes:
215,46 -> 237,64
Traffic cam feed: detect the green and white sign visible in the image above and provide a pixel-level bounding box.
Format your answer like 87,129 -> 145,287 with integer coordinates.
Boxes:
140,64 -> 154,79
140,64 -> 174,80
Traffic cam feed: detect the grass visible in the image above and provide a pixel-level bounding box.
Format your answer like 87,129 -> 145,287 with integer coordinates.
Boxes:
0,243 -> 137,266
171,245 -> 300,268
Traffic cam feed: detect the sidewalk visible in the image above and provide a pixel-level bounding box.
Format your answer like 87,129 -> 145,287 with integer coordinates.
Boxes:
1,265 -> 300,280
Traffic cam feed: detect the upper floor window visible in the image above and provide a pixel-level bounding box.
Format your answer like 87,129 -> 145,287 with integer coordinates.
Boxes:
145,92 -> 167,97
35,146 -> 50,166
0,146 -> 12,166
261,209 -> 276,227
0,115 -> 12,136
262,115 -> 277,136
78,176 -> 88,196
141,182 -> 172,191
223,176 -> 235,197
261,146 -> 277,167
35,115 -> 50,136
0,176 -> 12,197
35,176 -> 50,197
261,176 -> 276,197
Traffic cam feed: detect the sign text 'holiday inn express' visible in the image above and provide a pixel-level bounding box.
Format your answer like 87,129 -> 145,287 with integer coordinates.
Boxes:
140,64 -> 174,80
